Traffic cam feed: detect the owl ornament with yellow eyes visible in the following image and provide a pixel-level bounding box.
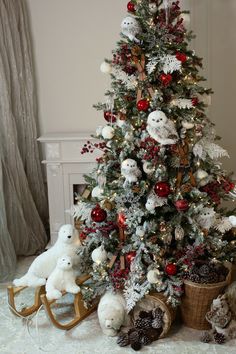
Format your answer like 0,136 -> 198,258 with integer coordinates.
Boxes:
121,159 -> 141,187
147,110 -> 178,145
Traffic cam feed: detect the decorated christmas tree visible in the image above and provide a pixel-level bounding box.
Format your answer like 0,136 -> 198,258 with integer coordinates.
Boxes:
74,0 -> 236,311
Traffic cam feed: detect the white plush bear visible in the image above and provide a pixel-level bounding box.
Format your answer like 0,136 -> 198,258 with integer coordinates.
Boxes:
45,256 -> 80,300
121,16 -> 141,43
147,110 -> 178,145
13,224 -> 80,287
98,291 -> 130,336
121,158 -> 141,186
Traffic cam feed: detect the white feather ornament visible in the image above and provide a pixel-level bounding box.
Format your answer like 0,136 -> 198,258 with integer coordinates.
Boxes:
161,55 -> 182,74
171,98 -> 193,109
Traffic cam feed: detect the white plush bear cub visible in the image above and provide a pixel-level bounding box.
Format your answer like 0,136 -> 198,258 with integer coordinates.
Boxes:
46,256 -> 80,300
13,224 -> 80,287
98,291 -> 130,337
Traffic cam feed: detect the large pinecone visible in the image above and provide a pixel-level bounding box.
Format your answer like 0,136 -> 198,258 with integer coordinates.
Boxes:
152,307 -> 164,319
214,332 -> 226,344
130,342 -> 142,351
129,329 -> 142,344
134,317 -> 153,329
198,264 -> 211,277
117,333 -> 129,347
152,317 -> 163,329
189,273 -> 201,283
140,333 -> 152,346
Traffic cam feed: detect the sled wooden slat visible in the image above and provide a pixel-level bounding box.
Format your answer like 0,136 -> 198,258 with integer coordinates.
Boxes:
7,285 -> 45,317
40,274 -> 98,330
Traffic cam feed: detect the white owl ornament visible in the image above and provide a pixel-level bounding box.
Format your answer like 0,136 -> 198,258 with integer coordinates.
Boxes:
147,110 -> 178,145
196,207 -> 216,230
121,16 -> 141,43
121,158 -> 141,186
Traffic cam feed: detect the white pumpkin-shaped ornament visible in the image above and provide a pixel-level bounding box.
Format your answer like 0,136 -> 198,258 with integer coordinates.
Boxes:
195,169 -> 209,187
147,269 -> 161,284
102,126 -> 115,140
92,245 -> 108,264
182,121 -> 194,130
100,61 -> 112,74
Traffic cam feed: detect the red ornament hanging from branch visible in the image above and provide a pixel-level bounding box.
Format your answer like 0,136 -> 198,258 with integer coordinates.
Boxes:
165,263 -> 177,276
154,181 -> 171,198
91,204 -> 107,223
137,99 -> 150,112
160,73 -> 172,86
127,1 -> 136,13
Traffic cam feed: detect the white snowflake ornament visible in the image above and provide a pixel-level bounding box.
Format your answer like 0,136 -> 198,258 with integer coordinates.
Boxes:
121,16 -> 141,43
161,55 -> 182,74
102,126 -> 114,139
121,159 -> 141,185
171,98 -> 193,109
147,110 -> 178,145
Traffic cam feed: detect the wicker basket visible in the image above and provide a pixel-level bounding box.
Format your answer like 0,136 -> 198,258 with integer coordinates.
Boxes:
132,292 -> 176,338
180,265 -> 232,330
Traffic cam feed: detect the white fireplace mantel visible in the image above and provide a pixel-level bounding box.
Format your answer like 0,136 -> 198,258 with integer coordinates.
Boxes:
38,132 -> 100,245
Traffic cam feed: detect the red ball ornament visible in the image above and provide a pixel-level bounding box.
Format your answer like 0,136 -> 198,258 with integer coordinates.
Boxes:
91,204 -> 107,223
127,1 -> 135,13
191,97 -> 199,106
154,182 -> 171,198
160,73 -> 172,87
117,213 -> 126,228
104,111 -> 116,123
175,199 -> 189,212
137,99 -> 150,112
126,251 -> 136,265
176,52 -> 187,63
165,263 -> 177,276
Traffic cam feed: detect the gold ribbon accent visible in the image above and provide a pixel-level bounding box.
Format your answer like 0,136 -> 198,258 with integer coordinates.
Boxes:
132,53 -> 155,103
176,138 -> 196,189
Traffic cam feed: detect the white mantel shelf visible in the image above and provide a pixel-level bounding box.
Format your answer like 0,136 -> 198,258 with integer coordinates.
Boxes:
38,132 -> 99,245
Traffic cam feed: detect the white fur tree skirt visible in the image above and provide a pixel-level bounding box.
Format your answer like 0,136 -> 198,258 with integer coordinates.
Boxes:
0,257 -> 235,354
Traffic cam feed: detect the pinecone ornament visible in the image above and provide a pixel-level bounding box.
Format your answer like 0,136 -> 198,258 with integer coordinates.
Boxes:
214,332 -> 226,344
131,342 -> 142,351
189,273 -> 201,283
117,333 -> 129,347
134,317 -> 153,329
152,307 -> 164,319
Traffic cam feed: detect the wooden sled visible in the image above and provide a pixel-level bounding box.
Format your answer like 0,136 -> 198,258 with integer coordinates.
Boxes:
40,274 -> 98,330
7,284 -> 45,317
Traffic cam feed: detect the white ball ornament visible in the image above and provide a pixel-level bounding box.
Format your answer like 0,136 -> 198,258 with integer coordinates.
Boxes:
147,269 -> 161,284
229,215 -> 236,227
96,125 -> 103,136
92,186 -> 104,199
91,245 -> 108,264
181,13 -> 191,27
195,169 -> 209,181
102,126 -> 115,140
182,121 -> 194,130
149,2 -> 158,14
100,61 -> 112,74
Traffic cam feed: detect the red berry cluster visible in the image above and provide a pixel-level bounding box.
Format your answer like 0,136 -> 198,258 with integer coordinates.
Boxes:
110,262 -> 129,290
81,141 -> 107,155
140,137 -> 160,163
201,179 -> 235,204
112,45 -> 136,75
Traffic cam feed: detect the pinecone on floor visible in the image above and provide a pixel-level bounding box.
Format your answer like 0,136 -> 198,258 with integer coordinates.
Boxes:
130,342 -> 142,351
147,327 -> 162,342
152,317 -> 163,329
129,329 -> 141,344
214,331 -> 226,344
140,333 -> 152,346
200,331 -> 212,343
134,317 -> 153,329
117,333 -> 129,347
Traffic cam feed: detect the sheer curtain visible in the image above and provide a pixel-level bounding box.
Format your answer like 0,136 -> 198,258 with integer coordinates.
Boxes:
0,0 -> 48,281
